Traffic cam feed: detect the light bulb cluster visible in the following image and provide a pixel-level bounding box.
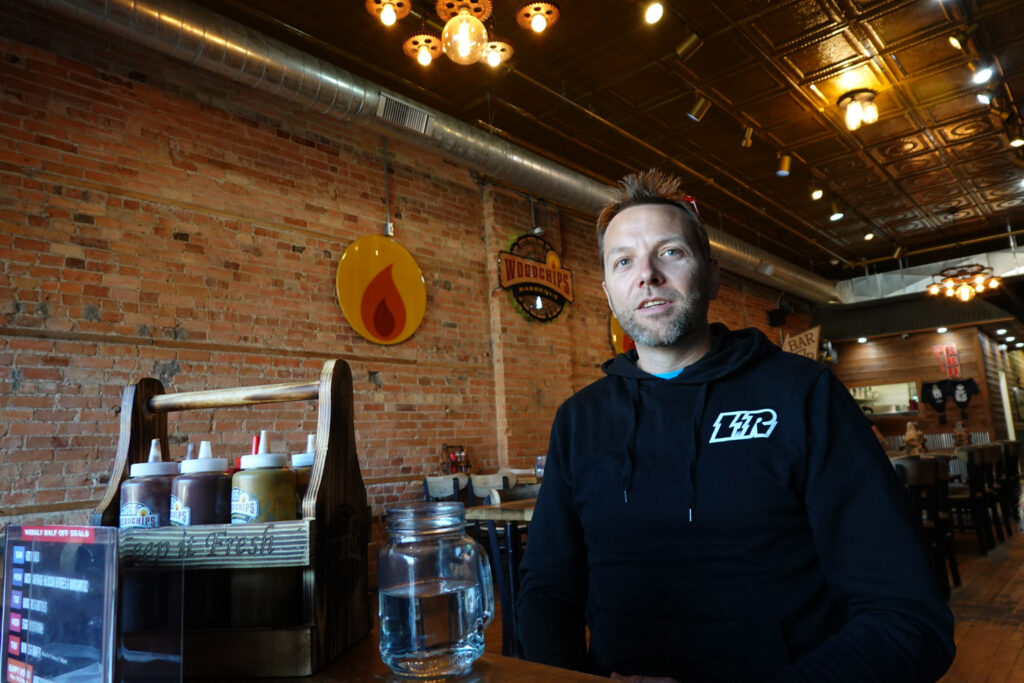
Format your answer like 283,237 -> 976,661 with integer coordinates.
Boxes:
373,1 -> 560,69
838,89 -> 879,132
926,264 -> 1001,302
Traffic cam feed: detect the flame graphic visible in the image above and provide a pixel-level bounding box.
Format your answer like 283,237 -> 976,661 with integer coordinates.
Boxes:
361,264 -> 407,341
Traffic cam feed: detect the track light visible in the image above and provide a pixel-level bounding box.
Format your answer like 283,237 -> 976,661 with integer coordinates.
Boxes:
687,95 -> 711,122
644,2 -> 664,24
776,154 -> 791,177
970,64 -> 994,84
740,126 -> 754,148
948,23 -> 977,51
829,200 -> 844,221
864,232 -> 874,241
674,31 -> 703,61
1010,131 -> 1024,148
810,184 -> 823,200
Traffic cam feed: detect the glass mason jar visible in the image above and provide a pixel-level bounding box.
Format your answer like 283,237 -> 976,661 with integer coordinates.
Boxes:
378,502 -> 494,678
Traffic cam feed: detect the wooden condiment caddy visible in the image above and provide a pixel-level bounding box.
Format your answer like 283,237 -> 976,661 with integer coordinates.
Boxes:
91,359 -> 371,677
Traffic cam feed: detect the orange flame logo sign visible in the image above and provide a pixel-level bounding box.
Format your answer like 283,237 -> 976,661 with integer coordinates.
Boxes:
361,264 -> 407,342
337,235 -> 426,345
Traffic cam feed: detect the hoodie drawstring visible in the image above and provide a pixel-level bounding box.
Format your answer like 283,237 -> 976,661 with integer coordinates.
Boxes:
621,377 -> 640,503
683,382 -> 709,522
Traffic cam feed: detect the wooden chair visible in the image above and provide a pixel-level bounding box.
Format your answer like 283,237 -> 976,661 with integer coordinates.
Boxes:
994,440 -> 1020,533
979,444 -> 1007,543
929,454 -> 961,588
892,455 -> 949,599
488,482 -> 541,504
949,446 -> 997,554
422,473 -> 469,503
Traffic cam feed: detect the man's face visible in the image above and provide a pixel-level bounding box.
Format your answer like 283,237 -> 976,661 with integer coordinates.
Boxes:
601,204 -> 719,348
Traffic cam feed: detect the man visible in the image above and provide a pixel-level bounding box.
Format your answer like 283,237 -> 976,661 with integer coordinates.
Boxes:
516,169 -> 954,682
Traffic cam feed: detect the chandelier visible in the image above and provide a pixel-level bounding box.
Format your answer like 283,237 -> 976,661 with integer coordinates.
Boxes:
366,1 -> 560,68
926,264 -> 1001,302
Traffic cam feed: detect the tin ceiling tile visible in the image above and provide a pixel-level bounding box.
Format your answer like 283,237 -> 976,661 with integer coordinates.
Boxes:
748,0 -> 835,48
793,136 -> 855,164
866,1 -> 952,45
783,32 -> 862,81
866,133 -> 936,162
926,92 -> 986,124
708,65 -> 785,107
946,134 -> 1008,162
763,115 -> 833,148
848,113 -> 920,145
883,35 -> 959,74
884,151 -> 945,176
934,117 -> 999,144
740,91 -> 813,129
969,169 -> 1021,190
812,63 -> 886,105
898,169 -> 959,192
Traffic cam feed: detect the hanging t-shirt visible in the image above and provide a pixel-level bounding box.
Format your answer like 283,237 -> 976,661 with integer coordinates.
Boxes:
921,381 -> 949,424
949,378 -> 980,419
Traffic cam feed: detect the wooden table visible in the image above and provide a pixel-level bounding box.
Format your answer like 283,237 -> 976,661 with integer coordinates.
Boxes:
223,624 -> 604,682
464,499 -> 536,658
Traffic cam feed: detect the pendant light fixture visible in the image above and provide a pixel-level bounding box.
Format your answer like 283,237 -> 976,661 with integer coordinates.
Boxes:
367,0 -> 411,26
440,3 -> 490,65
517,2 -> 560,33
927,264 -> 1000,302
829,200 -> 844,222
403,32 -> 442,66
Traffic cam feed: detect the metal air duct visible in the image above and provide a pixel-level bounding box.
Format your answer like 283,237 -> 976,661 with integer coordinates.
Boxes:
27,0 -> 839,303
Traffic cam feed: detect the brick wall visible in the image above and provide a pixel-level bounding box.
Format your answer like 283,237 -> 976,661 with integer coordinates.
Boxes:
0,2 -> 813,534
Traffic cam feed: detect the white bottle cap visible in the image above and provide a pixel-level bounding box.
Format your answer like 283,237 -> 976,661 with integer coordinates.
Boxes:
130,438 -> 179,477
180,440 -> 229,474
291,433 -> 316,468
258,429 -> 270,455
240,452 -> 288,469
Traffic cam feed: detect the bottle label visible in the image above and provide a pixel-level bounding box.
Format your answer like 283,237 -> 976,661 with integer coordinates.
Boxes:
169,495 -> 191,526
231,488 -> 259,523
120,501 -> 160,528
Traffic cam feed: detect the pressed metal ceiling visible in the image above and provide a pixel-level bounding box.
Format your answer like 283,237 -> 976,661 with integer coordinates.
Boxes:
196,0 -> 1024,280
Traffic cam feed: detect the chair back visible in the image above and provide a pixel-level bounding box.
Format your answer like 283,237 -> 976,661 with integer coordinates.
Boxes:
488,482 -> 541,504
469,473 -> 516,506
892,455 -> 939,526
423,473 -> 469,502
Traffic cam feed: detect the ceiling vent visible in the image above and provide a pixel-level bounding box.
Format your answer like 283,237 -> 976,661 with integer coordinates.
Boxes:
376,95 -> 434,136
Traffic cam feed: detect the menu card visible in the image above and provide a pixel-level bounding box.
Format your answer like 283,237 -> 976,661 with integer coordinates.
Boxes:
2,526 -> 117,683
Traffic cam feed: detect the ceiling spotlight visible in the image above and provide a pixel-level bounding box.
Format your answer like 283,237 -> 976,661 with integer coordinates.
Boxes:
1010,131 -> 1024,148
978,91 -> 994,105
829,200 -> 844,221
864,232 -> 874,241
1007,336 -> 1017,342
948,24 -> 976,51
403,33 -> 442,66
810,185 -> 823,200
970,64 -> 994,84
517,2 -> 560,33
937,327 -> 948,334
776,154 -> 791,177
366,0 -> 410,26
644,2 -> 664,24
740,126 -> 754,148
1017,342 -> 1024,348
997,328 -> 1008,335
674,31 -> 703,61
687,95 -> 711,122
1000,343 -> 1008,350
838,89 -> 878,131
857,337 -> 867,343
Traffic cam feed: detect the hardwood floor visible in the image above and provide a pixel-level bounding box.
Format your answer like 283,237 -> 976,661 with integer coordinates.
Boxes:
941,528 -> 1024,682
488,528 -> 1024,680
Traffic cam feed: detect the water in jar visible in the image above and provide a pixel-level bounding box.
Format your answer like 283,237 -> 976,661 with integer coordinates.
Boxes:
379,577 -> 486,678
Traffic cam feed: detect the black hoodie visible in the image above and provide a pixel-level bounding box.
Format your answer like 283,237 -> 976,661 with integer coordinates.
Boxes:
517,324 -> 954,682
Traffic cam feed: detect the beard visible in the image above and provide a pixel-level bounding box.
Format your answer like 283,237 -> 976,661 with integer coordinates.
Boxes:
612,288 -> 709,348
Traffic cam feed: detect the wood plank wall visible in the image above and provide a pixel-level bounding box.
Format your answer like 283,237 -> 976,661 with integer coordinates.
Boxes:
832,327 -> 994,439
979,332 -> 1024,440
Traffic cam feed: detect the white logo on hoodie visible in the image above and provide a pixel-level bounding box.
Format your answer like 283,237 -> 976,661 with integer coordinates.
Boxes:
709,409 -> 778,443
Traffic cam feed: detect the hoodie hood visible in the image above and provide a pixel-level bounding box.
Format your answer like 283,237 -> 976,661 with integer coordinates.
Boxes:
600,323 -> 780,507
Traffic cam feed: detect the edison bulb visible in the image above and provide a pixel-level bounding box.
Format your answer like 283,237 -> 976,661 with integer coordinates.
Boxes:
486,48 -> 502,67
442,8 -> 487,64
380,3 -> 397,26
531,13 -> 547,32
417,44 -> 432,66
956,284 -> 974,302
844,99 -> 863,130
928,283 -> 940,295
644,2 -> 664,24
